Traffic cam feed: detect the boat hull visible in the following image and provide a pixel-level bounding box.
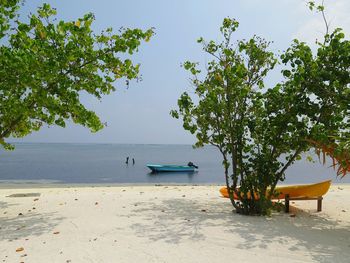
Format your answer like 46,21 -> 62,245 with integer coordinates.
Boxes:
219,180 -> 331,200
147,164 -> 196,173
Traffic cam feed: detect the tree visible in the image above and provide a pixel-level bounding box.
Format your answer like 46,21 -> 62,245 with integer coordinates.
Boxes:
0,1 -> 153,149
172,15 -> 350,215
0,0 -> 19,38
301,0 -> 350,177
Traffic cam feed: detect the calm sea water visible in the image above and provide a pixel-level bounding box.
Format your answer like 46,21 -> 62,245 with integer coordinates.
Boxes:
0,143 -> 348,185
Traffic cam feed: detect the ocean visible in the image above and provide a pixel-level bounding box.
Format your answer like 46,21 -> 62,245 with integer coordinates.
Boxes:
0,143 -> 348,185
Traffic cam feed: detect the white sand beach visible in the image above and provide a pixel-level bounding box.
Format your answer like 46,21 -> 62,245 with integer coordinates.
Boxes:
1,184 -> 350,263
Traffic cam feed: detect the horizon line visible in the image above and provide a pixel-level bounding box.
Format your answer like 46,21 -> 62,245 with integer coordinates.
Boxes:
6,141 -> 203,146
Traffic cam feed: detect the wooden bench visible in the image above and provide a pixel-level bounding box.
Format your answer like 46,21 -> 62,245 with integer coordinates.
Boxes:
284,194 -> 323,213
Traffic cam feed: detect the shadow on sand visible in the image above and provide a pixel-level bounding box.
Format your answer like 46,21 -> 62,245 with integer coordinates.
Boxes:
129,198 -> 350,263
0,200 -> 64,241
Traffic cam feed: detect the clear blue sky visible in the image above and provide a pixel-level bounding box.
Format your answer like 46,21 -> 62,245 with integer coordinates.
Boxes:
14,0 -> 350,144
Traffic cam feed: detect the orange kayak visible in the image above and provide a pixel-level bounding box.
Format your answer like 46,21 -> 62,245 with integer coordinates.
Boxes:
219,180 -> 331,200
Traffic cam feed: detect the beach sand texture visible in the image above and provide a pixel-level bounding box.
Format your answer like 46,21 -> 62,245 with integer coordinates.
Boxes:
1,185 -> 350,263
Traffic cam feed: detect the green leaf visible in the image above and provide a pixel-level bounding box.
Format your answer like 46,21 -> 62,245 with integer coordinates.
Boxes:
0,1 -> 153,149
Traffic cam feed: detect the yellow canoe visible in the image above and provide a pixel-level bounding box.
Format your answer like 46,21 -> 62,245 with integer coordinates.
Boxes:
219,180 -> 331,200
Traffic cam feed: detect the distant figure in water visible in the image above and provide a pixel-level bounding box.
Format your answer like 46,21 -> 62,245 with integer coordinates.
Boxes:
187,161 -> 198,169
126,156 -> 129,165
132,158 -> 135,165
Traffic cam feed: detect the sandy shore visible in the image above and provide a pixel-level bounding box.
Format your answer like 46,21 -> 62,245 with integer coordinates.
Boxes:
1,185 -> 350,263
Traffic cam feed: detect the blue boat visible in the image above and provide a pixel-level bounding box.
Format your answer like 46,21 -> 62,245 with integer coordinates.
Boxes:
146,164 -> 197,173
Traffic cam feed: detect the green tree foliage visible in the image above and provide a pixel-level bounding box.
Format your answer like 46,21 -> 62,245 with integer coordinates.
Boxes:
0,1 -> 153,149
303,0 -> 350,176
281,28 -> 350,177
172,16 -> 350,215
0,0 -> 19,38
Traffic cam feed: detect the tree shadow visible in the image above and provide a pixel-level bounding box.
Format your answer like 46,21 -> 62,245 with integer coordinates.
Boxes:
228,207 -> 350,263
128,198 -> 350,263
0,200 -> 64,241
129,198 -> 211,243
0,200 -> 14,210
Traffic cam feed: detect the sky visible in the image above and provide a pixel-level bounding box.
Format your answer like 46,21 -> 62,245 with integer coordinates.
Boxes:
12,0 -> 350,144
